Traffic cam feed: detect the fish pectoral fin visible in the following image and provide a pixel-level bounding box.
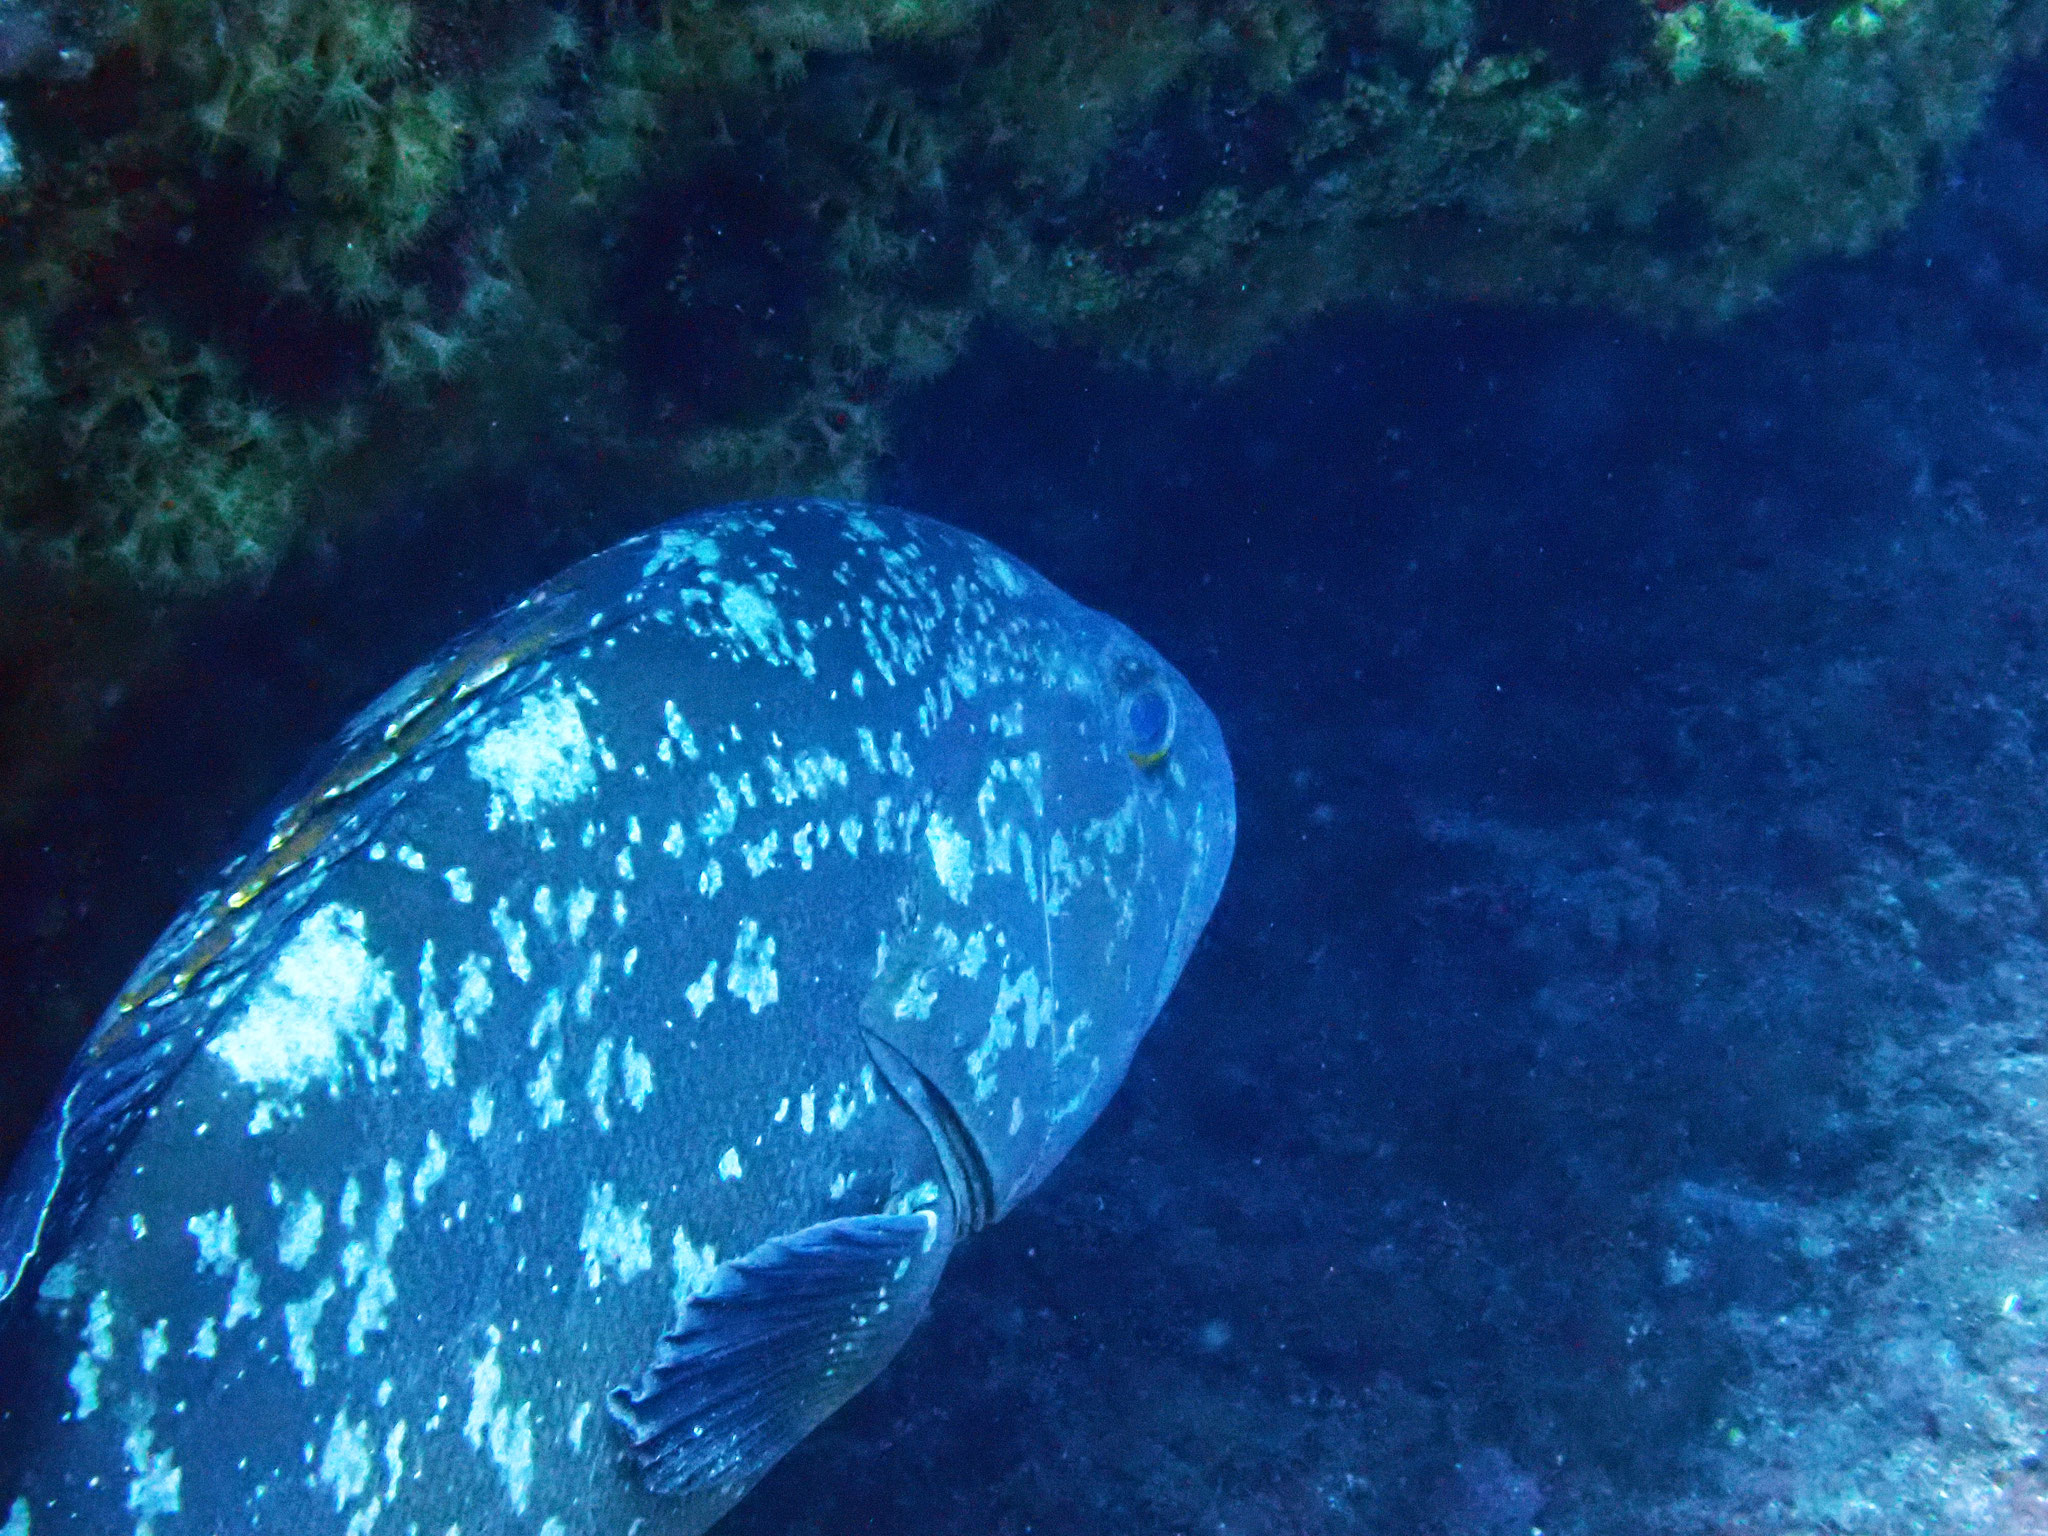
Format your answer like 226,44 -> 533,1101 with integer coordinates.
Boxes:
607,1207 -> 954,1501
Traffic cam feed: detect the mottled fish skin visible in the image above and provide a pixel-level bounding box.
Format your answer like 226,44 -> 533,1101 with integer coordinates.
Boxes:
0,500 -> 1234,1536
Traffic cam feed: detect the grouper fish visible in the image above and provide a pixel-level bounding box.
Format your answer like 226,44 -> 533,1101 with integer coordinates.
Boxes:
0,500 -> 1235,1536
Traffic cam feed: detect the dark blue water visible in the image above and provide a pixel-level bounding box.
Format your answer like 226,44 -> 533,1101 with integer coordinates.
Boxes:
9,56 -> 2048,1536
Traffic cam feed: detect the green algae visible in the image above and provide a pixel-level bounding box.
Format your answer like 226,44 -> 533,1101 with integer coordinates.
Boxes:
0,0 -> 2040,592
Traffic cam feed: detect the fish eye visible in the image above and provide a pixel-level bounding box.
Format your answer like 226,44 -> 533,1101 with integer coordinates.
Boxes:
1119,679 -> 1175,768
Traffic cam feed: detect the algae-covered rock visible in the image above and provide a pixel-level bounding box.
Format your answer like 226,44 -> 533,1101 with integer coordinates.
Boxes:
0,0 -> 2039,596
991,0 -> 2044,364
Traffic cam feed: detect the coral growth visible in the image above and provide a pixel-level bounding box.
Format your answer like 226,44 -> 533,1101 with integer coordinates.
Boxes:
0,0 -> 2039,594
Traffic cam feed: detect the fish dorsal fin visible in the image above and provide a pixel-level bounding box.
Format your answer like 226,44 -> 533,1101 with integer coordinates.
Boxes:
607,1208 -> 954,1507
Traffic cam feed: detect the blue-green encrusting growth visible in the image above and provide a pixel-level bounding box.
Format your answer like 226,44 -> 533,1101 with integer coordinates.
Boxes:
0,499 -> 1236,1536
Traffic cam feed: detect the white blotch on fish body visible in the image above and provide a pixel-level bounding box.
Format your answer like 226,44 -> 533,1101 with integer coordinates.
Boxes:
412,1131 -> 450,1204
138,1317 -> 168,1373
343,1159 -> 405,1355
65,1290 -> 117,1418
671,1230 -> 718,1320
641,528 -> 721,579
466,1327 -> 536,1514
663,699 -> 700,760
827,1083 -> 859,1132
489,898 -> 532,985
454,954 -> 494,1028
418,941 -> 455,1090
206,905 -> 404,1125
573,949 -> 605,1020
726,920 -> 779,1013
38,1260 -> 78,1302
699,775 -> 740,842
566,886 -> 597,944
284,1279 -> 338,1386
187,1209 -> 238,1276
466,684 -> 597,822
123,1422 -> 182,1529
67,1351 -> 99,1418
720,584 -> 799,672
686,961 -> 717,1019
381,1419 -> 408,1509
319,1408 -> 372,1510
587,1038 -> 614,1131
926,812 -> 975,904
579,1182 -> 653,1286
466,1331 -> 500,1447
278,1189 -> 325,1270
966,966 -> 1059,1102
893,968 -> 938,1022
742,830 -> 779,877
224,1260 -> 261,1329
527,989 -> 569,1129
